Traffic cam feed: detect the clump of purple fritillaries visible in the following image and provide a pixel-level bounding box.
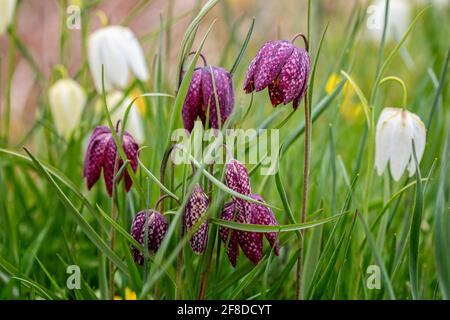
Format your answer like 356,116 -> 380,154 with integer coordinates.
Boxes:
83,34 -> 310,267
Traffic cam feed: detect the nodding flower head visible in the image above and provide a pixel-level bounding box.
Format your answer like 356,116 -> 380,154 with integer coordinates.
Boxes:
130,210 -> 168,265
184,184 -> 209,254
181,54 -> 234,132
243,36 -> 310,110
83,126 -> 138,197
375,107 -> 426,181
220,194 -> 279,267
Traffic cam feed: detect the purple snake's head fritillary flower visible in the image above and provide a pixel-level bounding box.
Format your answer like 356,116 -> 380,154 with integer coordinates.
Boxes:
243,36 -> 310,110
219,201 -> 239,267
130,210 -> 168,265
181,56 -> 234,132
219,195 -> 279,267
184,184 -> 209,254
83,126 -> 139,197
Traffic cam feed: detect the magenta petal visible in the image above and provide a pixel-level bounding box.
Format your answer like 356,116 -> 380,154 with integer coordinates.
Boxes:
268,81 -> 284,107
251,194 -> 279,255
84,128 -> 109,190
292,50 -> 310,110
130,211 -> 147,265
182,69 -> 203,132
225,159 -> 251,196
184,184 -> 210,254
122,133 -> 139,192
148,211 -> 168,252
201,66 -> 234,129
102,136 -> 117,197
237,214 -> 263,265
219,201 -> 240,267
254,41 -> 294,92
243,41 -> 273,93
225,159 -> 252,216
279,47 -> 304,104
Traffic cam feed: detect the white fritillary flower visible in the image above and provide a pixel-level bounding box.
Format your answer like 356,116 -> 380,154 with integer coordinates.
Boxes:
88,26 -> 148,93
375,107 -> 426,181
48,78 -> 86,139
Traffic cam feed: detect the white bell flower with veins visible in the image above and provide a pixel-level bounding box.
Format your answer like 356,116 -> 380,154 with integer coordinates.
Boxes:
88,26 -> 149,93
375,107 -> 426,181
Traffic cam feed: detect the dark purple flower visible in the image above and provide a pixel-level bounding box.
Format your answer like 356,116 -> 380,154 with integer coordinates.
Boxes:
243,39 -> 310,110
219,194 -> 279,267
184,184 -> 209,254
225,159 -> 252,215
182,66 -> 234,132
130,210 -> 168,265
83,126 -> 138,197
219,201 -> 240,267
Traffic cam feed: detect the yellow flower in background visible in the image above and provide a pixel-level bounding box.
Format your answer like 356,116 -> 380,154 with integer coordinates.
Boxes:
96,91 -> 145,144
0,0 -> 16,35
49,78 -> 86,139
114,288 -> 137,300
325,73 -> 364,122
130,89 -> 147,116
340,102 -> 363,122
325,73 -> 341,95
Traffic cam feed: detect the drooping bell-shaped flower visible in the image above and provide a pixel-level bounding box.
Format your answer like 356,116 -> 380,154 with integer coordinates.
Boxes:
375,107 -> 426,181
244,37 -> 310,110
83,126 -> 139,196
181,63 -> 234,132
0,0 -> 16,35
220,194 -> 279,267
130,210 -> 168,265
48,78 -> 86,139
184,184 -> 209,254
88,26 -> 149,93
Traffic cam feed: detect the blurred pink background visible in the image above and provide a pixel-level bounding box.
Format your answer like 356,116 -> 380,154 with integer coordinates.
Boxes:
0,0 -> 356,142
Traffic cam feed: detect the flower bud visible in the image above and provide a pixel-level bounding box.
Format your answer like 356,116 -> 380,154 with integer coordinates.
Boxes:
184,184 -> 209,254
48,78 -> 86,139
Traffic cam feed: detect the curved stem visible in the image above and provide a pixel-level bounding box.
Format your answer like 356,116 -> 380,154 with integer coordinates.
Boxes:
379,76 -> 408,109
178,51 -> 208,88
291,33 -> 309,52
154,194 -> 180,210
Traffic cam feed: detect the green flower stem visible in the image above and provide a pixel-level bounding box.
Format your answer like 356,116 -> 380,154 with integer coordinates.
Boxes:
379,76 -> 408,109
